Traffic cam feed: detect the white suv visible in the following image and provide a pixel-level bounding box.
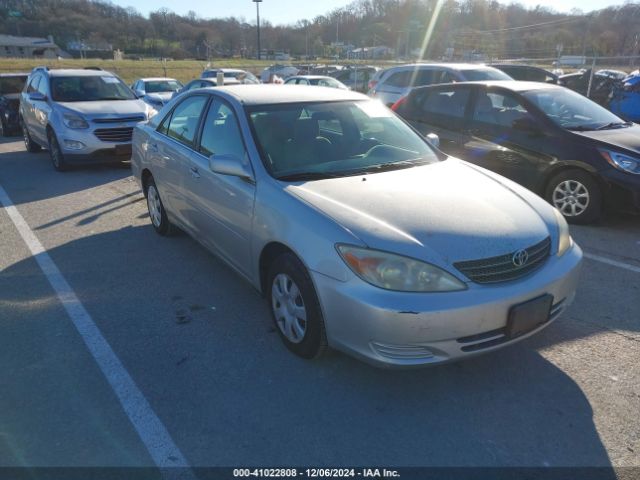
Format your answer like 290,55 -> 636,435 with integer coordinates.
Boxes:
20,67 -> 156,171
368,63 -> 512,106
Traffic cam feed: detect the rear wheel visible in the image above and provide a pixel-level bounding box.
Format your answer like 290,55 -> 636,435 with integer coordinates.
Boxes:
48,129 -> 68,172
144,176 -> 175,236
545,169 -> 602,224
267,253 -> 327,359
21,119 -> 41,152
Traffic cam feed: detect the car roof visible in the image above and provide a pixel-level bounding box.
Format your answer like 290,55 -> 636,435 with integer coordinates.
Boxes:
210,84 -> 366,105
387,63 -> 498,71
41,69 -> 117,77
287,75 -> 333,80
139,77 -> 178,82
203,68 -> 246,73
414,80 -> 560,92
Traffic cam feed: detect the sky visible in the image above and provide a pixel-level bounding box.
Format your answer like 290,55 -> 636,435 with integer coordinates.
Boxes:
110,0 -> 629,25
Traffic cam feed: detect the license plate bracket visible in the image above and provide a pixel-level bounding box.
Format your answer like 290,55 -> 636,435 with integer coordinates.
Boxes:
115,144 -> 132,156
506,294 -> 553,339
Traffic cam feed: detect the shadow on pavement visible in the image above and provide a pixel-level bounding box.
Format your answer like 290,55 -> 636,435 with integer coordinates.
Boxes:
0,224 -> 618,471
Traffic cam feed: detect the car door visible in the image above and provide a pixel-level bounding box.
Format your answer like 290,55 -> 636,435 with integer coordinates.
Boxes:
31,74 -> 51,143
150,94 -> 210,231
463,88 -> 553,190
185,96 -> 256,276
403,85 -> 472,159
21,74 -> 46,143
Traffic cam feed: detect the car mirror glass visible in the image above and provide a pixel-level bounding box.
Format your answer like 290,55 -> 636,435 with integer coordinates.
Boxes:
29,92 -> 47,102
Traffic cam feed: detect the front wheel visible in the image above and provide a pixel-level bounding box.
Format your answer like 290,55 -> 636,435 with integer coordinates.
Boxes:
48,130 -> 68,171
267,253 -> 327,359
545,169 -> 602,224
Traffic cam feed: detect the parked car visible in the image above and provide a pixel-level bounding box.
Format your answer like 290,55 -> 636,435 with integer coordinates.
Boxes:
330,66 -> 380,92
284,75 -> 348,89
172,78 -> 241,99
596,69 -> 628,81
609,71 -> 640,122
20,67 -> 155,171
132,77 -> 183,108
0,73 -> 29,136
131,85 -> 581,367
201,68 -> 259,84
260,64 -> 299,83
490,64 -> 558,83
310,64 -> 344,76
368,63 -> 512,106
558,70 -> 617,106
392,81 -> 640,223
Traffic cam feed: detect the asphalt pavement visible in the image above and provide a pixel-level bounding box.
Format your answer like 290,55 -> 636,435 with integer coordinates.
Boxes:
0,136 -> 638,476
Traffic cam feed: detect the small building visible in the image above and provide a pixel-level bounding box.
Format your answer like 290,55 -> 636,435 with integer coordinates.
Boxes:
0,34 -> 61,58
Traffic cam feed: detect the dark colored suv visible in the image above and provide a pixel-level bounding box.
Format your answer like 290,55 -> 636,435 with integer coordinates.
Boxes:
393,81 -> 640,224
0,73 -> 28,136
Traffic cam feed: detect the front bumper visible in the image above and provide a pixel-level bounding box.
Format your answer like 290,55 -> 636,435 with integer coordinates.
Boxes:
600,167 -> 640,210
312,243 -> 582,368
56,122 -> 139,162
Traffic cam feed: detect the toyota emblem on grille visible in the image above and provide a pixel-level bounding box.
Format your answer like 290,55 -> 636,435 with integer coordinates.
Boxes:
512,249 -> 529,267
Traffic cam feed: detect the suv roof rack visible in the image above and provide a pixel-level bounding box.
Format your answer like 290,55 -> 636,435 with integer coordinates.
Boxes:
84,66 -> 103,71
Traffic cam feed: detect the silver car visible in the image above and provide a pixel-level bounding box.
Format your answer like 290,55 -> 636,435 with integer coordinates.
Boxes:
20,67 -> 156,171
131,85 -> 582,367
131,77 -> 183,109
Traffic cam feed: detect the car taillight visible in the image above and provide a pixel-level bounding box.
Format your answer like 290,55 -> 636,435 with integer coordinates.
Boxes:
390,96 -> 408,111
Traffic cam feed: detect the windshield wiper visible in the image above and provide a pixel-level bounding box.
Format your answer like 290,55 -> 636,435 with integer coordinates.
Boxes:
596,121 -> 633,130
566,125 -> 596,131
351,159 -> 426,175
95,97 -> 130,101
277,172 -> 341,181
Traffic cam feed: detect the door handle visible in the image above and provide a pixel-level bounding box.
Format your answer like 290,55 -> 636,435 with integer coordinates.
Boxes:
190,166 -> 200,178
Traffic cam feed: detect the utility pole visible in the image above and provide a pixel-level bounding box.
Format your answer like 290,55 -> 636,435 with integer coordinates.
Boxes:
253,0 -> 262,60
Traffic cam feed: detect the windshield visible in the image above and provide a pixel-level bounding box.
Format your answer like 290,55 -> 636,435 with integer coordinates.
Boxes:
144,80 -> 182,93
462,68 -> 512,81
247,100 -> 438,180
522,88 -> 624,130
0,76 -> 28,94
51,75 -> 136,102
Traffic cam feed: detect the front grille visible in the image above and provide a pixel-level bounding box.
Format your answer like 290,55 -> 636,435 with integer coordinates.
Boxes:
454,237 -> 551,284
93,115 -> 145,124
94,127 -> 134,142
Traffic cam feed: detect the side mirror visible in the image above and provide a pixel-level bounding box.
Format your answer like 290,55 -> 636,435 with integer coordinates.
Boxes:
134,89 -> 145,98
29,92 -> 47,102
209,153 -> 254,183
512,117 -> 542,136
425,133 -> 440,149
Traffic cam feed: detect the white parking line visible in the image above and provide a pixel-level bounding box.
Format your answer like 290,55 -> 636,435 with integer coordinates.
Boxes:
584,252 -> 640,274
0,184 -> 194,477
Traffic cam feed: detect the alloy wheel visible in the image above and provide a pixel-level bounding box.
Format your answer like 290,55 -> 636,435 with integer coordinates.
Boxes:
552,180 -> 590,217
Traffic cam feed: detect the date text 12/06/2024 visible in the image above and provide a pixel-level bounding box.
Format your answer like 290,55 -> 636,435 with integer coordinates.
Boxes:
232,469 -> 400,478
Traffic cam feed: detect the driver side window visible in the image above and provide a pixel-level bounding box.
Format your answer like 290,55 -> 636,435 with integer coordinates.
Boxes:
198,99 -> 246,160
472,92 -> 532,129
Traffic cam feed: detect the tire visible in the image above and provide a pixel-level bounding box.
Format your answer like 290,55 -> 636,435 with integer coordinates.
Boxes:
47,129 -> 68,172
144,176 -> 175,236
21,119 -> 41,152
545,169 -> 602,224
267,252 -> 327,359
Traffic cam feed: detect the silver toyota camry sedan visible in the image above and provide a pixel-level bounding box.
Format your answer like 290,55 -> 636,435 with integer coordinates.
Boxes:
131,85 -> 582,367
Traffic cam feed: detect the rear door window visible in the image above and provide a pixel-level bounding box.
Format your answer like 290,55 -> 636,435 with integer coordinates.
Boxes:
161,95 -> 209,148
384,71 -> 412,88
412,87 -> 471,129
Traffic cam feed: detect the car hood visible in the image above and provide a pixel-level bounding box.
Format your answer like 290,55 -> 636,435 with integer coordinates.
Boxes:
572,124 -> 640,155
144,92 -> 174,103
287,159 -> 551,269
59,99 -> 148,117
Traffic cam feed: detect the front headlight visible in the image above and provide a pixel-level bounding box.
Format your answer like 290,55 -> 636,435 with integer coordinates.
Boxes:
336,244 -> 466,292
553,208 -> 572,256
599,149 -> 640,174
62,113 -> 89,129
